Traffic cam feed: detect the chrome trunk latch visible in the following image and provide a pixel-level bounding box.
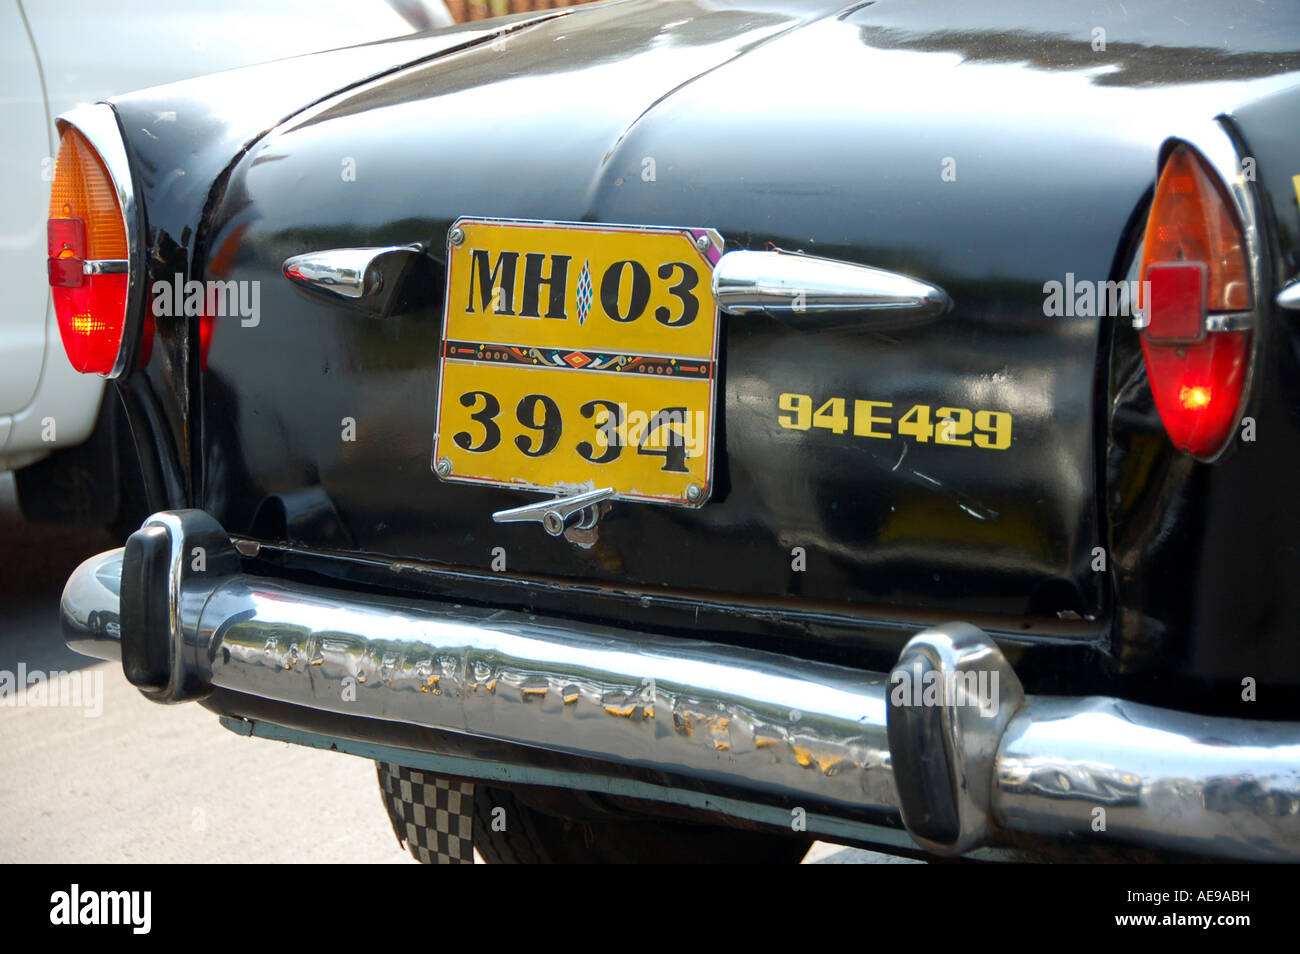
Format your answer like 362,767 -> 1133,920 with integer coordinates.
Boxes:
492,487 -> 615,537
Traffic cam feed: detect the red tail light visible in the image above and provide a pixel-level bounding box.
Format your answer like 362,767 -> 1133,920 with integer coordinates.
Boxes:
1138,143 -> 1253,458
47,122 -> 131,376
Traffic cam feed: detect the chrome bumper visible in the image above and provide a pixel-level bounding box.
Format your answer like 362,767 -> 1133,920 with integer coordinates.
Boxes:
62,512 -> 1300,861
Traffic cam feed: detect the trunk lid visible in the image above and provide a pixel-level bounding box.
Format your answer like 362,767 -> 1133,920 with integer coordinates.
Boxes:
184,0 -> 1298,624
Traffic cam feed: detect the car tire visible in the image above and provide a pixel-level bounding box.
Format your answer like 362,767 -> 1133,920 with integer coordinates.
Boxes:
376,762 -> 478,864
377,762 -> 812,864
14,395 -> 149,540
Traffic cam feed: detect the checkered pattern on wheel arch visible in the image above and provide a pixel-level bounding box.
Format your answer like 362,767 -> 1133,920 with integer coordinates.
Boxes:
377,762 -> 476,864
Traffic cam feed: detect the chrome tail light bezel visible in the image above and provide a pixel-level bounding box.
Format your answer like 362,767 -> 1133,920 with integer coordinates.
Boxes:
1132,119 -> 1268,462
54,102 -> 145,380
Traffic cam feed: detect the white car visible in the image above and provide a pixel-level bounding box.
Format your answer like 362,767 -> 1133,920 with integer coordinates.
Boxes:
0,0 -> 449,533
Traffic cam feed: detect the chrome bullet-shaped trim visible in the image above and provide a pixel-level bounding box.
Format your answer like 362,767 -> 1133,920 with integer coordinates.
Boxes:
1278,282 -> 1300,311
712,249 -> 950,318
283,244 -> 423,299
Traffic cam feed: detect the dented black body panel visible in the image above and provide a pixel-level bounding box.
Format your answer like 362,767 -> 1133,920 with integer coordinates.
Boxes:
105,0 -> 1300,715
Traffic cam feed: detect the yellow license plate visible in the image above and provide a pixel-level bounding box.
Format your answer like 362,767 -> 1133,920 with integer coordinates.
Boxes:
433,217 -> 723,506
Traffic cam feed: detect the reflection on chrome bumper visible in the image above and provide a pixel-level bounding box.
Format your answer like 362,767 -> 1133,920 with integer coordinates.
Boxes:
62,515 -> 1300,862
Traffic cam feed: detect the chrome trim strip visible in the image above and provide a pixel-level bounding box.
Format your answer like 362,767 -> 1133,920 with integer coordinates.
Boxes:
283,244 -> 423,299
82,259 -> 129,275
1136,300 -> 1252,334
61,540 -> 1300,860
1204,310 -> 1254,332
55,103 -> 142,380
1278,282 -> 1300,311
712,250 -> 950,318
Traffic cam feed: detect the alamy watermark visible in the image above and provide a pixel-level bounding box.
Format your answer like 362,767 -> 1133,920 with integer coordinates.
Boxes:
592,404 -> 708,460
890,666 -> 1001,717
1043,273 -> 1148,319
0,664 -> 103,717
152,273 -> 260,327
50,885 -> 150,934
